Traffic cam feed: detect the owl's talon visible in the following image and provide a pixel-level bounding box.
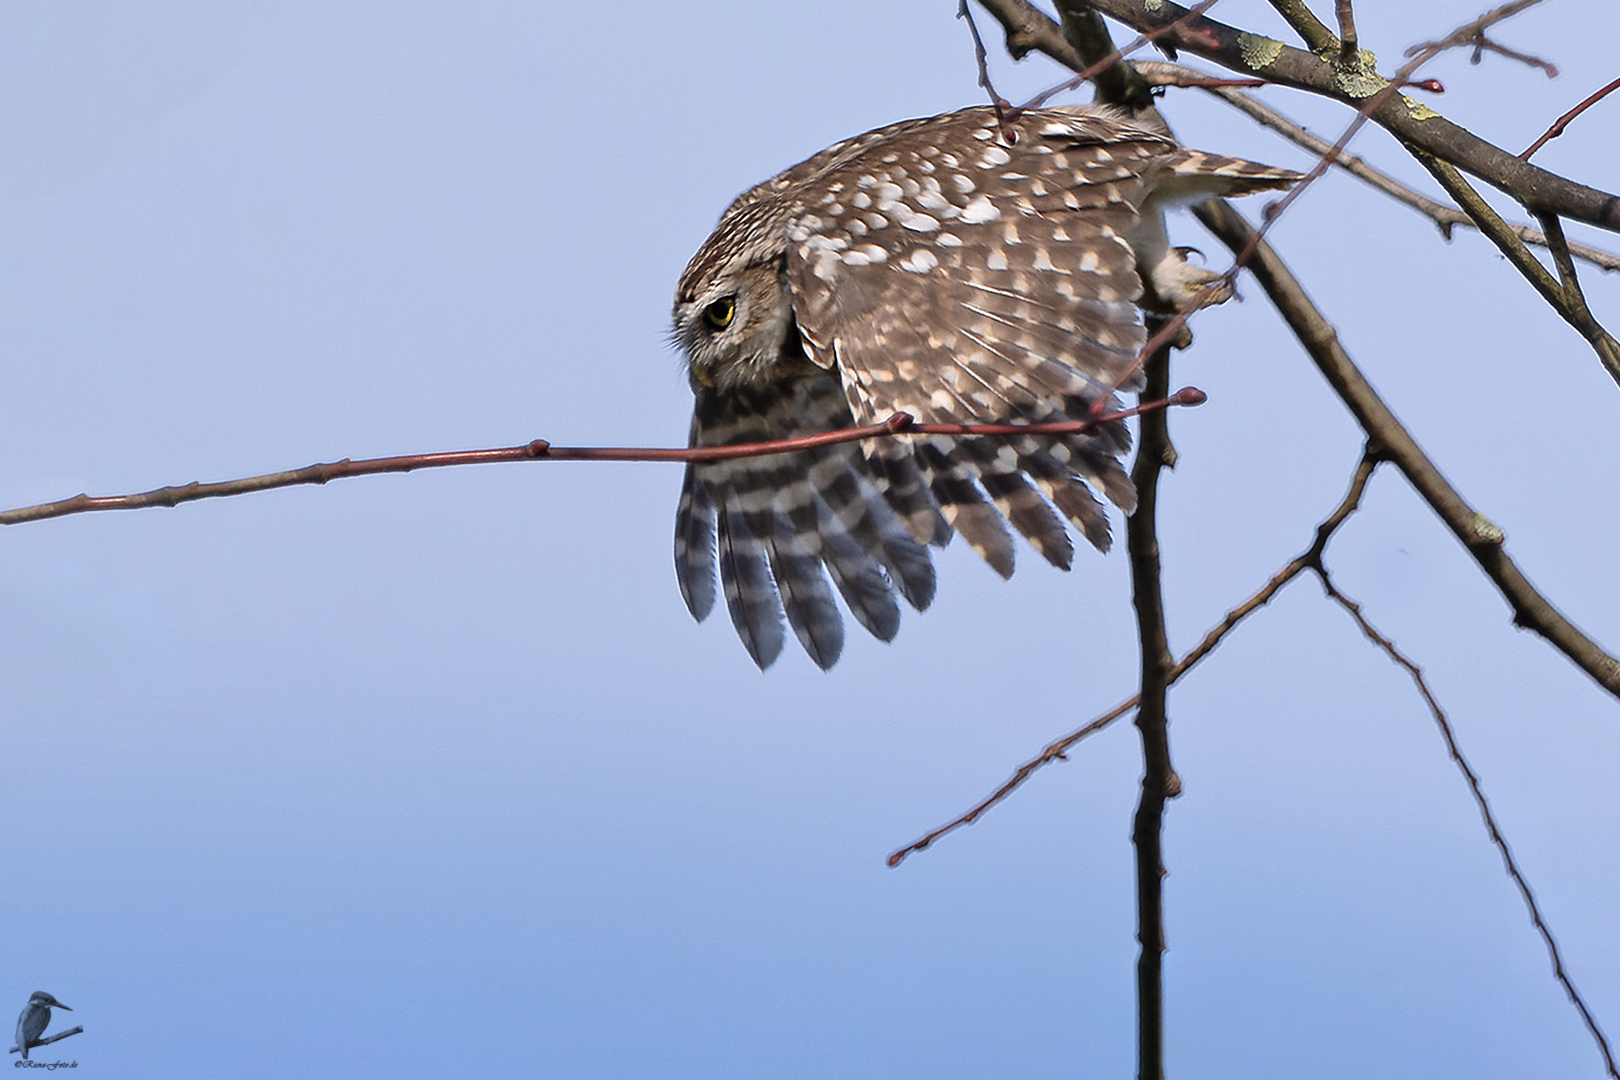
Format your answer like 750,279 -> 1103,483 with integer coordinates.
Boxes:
1148,247 -> 1234,311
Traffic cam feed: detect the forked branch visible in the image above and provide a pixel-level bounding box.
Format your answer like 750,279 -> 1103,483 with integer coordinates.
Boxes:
888,448 -> 1381,866
1194,198 -> 1620,700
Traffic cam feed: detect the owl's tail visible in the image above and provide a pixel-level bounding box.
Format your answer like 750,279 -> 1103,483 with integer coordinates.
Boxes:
1146,149 -> 1303,207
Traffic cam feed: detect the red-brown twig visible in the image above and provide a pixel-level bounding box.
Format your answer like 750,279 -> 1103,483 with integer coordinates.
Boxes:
1522,76 -> 1620,160
1316,572 -> 1620,1080
0,391 -> 1205,527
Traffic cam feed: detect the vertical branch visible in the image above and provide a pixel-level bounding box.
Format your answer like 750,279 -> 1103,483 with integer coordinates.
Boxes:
1128,318 -> 1182,1080
1334,0 -> 1360,62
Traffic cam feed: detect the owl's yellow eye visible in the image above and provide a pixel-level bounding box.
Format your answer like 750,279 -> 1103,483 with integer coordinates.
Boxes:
703,297 -> 736,330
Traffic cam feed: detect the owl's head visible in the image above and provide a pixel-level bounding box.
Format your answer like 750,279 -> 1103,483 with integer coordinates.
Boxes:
673,258 -> 797,394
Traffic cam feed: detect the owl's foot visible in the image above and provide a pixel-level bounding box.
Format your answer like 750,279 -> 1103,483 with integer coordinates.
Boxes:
1146,246 -> 1233,312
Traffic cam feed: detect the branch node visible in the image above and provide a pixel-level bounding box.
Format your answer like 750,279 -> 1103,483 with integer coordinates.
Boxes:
1469,512 -> 1506,547
527,439 -> 552,457
885,412 -> 917,433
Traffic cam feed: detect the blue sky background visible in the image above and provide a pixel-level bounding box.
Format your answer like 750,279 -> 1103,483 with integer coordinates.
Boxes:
1,2 -> 1616,1075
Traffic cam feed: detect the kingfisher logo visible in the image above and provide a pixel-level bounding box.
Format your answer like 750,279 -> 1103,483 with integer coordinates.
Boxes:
10,993 -> 79,1068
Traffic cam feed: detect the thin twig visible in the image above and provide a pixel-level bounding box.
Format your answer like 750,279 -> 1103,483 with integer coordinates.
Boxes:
1132,61 -> 1620,272
1402,0 -> 1547,58
0,392 -> 1204,527
1522,76 -> 1620,160
1452,30 -> 1560,76
1314,571 -> 1620,1080
958,0 -> 1016,141
887,697 -> 1136,866
1533,210 -> 1620,378
889,449 -> 1381,866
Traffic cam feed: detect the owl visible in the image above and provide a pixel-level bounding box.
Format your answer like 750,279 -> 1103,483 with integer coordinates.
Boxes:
672,106 -> 1298,669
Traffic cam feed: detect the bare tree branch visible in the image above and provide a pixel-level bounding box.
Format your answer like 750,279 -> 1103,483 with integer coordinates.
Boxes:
888,449 -> 1380,867
0,393 -> 1202,527
1334,0 -> 1359,63
1443,25 -> 1560,77
1055,0 -> 1620,232
1523,75 -> 1620,160
1315,572 -> 1620,1080
973,0 -> 1087,66
1534,210 -> 1620,376
1408,151 -> 1620,385
1193,198 -> 1620,701
1018,0 -> 1226,111
1265,0 -> 1336,53
1127,320 -> 1180,1080
1053,1 -> 1155,112
1131,60 -> 1620,273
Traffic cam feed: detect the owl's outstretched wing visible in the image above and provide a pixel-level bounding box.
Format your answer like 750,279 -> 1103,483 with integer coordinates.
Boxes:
783,108 -> 1160,573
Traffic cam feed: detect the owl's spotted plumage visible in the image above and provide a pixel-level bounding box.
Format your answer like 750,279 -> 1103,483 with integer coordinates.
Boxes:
672,106 -> 1298,669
